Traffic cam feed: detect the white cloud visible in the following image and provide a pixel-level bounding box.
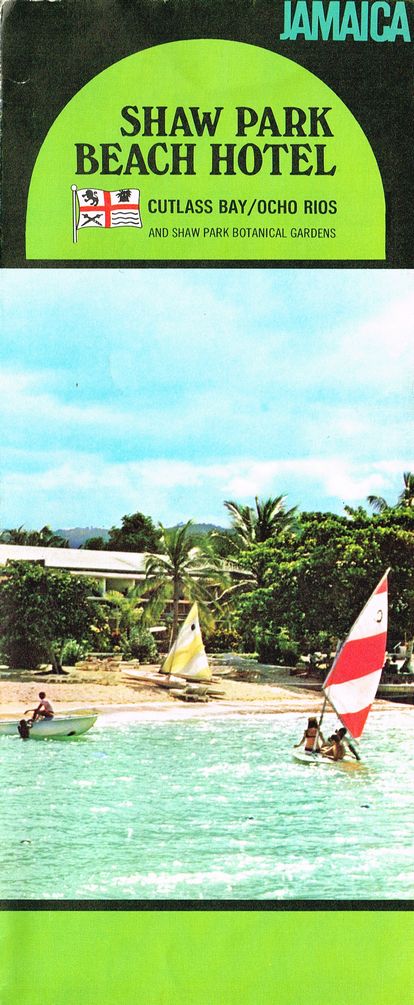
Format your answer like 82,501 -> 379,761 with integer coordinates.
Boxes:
1,453 -> 412,529
308,289 -> 414,392
0,369 -> 129,429
1,270 -> 413,528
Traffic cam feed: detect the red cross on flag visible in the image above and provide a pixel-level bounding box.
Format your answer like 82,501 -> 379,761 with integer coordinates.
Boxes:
72,186 -> 142,242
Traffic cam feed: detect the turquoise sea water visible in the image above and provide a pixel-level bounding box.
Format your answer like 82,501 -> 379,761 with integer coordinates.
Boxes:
2,708 -> 414,901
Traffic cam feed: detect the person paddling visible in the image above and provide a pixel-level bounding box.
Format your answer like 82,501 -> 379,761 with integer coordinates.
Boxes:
25,692 -> 54,723
294,716 -> 325,754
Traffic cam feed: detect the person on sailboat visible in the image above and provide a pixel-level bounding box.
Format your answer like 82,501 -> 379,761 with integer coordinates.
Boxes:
321,727 -> 359,761
335,727 -> 360,760
321,729 -> 346,761
294,717 -> 325,753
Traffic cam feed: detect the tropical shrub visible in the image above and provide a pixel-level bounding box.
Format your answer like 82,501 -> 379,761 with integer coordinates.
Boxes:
128,626 -> 158,662
204,624 -> 242,653
0,562 -> 99,671
61,638 -> 89,666
256,626 -> 299,666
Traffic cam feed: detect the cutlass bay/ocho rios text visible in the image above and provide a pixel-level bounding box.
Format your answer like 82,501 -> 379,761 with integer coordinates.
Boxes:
145,197 -> 337,216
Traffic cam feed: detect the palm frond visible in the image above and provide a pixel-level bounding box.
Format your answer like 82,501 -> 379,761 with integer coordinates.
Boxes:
366,494 -> 389,514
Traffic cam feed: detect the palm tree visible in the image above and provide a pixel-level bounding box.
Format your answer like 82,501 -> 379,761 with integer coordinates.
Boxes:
37,525 -> 69,547
0,525 -> 29,544
144,521 -> 226,642
398,472 -> 414,508
366,494 -> 390,515
211,495 -> 298,592
0,524 -> 68,546
367,472 -> 414,513
104,589 -> 144,639
224,495 -> 298,546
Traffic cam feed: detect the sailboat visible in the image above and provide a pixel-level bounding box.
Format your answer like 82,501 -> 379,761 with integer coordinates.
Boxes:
161,602 -> 211,681
293,569 -> 389,765
122,603 -> 221,697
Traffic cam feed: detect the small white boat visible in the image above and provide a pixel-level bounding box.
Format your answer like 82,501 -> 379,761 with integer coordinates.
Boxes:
293,569 -> 390,766
292,748 -> 355,766
0,712 -> 98,739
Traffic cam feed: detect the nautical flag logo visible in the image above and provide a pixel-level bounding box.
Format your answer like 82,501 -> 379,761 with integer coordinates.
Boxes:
71,186 -> 142,242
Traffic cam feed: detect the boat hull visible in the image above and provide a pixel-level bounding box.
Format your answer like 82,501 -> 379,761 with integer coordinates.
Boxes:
122,669 -> 185,688
292,748 -> 355,766
123,669 -> 214,688
0,714 -> 98,739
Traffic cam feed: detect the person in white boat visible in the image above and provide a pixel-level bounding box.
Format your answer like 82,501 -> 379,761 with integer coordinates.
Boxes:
25,692 -> 54,722
294,717 -> 325,753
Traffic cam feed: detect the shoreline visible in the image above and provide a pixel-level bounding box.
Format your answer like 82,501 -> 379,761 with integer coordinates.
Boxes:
1,665 -> 412,719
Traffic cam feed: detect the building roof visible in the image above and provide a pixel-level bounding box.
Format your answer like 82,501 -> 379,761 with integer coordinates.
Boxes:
0,544 -> 146,576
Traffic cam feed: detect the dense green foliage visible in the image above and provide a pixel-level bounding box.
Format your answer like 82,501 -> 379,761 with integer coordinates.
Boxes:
0,562 -> 100,670
223,508 -> 414,662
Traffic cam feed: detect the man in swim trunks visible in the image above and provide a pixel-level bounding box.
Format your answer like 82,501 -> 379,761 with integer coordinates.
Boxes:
26,692 -> 54,722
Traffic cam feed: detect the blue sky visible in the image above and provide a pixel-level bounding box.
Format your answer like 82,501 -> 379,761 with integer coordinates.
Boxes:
0,269 -> 412,530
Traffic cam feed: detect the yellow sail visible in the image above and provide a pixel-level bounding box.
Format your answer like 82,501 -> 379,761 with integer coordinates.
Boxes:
162,603 -> 211,680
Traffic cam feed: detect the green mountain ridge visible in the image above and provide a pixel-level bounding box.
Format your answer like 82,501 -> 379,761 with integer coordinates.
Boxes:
55,524 -> 225,548
55,527 -> 110,548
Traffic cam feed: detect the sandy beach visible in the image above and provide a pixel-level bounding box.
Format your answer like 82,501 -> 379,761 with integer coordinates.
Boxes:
0,663 -> 408,718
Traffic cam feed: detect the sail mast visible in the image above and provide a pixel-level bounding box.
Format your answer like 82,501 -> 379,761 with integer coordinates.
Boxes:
314,695 -> 327,747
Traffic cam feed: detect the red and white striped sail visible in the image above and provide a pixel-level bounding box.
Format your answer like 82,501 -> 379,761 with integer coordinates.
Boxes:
323,570 -> 389,739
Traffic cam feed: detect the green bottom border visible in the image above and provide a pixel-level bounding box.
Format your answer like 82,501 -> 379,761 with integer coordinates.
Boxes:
1,907 -> 413,1004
